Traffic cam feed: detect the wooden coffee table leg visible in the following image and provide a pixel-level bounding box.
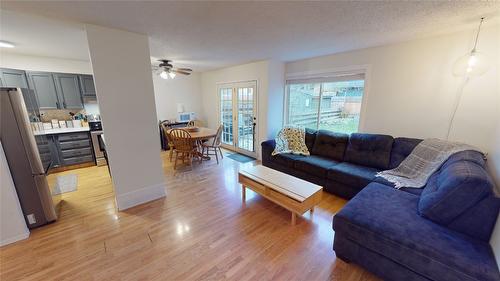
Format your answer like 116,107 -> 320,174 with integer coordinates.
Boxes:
310,206 -> 315,213
242,185 -> 246,202
291,212 -> 296,226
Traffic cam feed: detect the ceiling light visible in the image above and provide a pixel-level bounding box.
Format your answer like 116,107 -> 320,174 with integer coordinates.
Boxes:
160,70 -> 169,79
0,40 -> 15,48
168,72 -> 176,79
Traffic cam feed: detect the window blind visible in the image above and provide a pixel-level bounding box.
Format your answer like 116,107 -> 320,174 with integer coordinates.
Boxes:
286,73 -> 365,85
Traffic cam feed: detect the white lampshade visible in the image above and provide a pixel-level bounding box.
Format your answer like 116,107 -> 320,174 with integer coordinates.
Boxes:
160,71 -> 169,79
176,103 -> 185,113
452,50 -> 489,78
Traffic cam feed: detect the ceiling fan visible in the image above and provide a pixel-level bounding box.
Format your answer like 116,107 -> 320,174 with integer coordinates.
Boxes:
153,59 -> 192,79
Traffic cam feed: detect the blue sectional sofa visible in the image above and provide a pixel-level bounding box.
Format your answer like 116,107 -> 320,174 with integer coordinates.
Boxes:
261,130 -> 500,281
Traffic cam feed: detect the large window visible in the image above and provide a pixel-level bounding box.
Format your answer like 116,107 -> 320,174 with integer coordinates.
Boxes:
286,74 -> 365,134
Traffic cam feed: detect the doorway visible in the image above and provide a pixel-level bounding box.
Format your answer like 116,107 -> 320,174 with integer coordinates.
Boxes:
218,81 -> 257,158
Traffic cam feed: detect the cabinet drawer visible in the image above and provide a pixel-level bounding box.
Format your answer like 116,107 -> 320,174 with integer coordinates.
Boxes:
63,155 -> 94,166
61,147 -> 92,159
39,153 -> 52,162
59,139 -> 91,150
38,144 -> 51,154
58,132 -> 90,142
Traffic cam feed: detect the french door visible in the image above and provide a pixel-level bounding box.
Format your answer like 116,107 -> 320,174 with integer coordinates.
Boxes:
218,81 -> 257,158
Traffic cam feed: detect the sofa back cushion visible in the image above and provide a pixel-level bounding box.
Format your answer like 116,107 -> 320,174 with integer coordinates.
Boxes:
418,156 -> 497,240
389,137 -> 422,169
311,130 -> 349,161
305,128 -> 317,152
344,133 -> 394,169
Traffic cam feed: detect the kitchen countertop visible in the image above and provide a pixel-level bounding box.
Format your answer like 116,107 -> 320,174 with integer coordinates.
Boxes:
34,126 -> 90,135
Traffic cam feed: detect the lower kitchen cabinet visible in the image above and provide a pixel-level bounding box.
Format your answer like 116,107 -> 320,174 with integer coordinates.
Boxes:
42,132 -> 95,170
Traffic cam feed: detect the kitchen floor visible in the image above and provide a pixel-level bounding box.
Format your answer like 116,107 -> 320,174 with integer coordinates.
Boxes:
0,151 -> 378,281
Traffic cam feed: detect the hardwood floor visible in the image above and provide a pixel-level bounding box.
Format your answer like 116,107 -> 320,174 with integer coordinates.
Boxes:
0,151 -> 379,281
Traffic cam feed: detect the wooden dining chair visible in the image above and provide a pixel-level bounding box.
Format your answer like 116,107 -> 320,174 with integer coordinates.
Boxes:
161,122 -> 176,162
170,129 -> 199,169
201,124 -> 224,164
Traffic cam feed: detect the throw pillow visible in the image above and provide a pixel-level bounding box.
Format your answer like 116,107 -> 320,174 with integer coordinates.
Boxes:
272,125 -> 310,156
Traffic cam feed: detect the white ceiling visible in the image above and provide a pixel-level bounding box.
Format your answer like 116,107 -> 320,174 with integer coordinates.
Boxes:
1,2 -> 499,71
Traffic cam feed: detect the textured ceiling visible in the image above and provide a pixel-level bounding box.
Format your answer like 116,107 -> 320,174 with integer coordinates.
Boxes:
1,1 -> 499,71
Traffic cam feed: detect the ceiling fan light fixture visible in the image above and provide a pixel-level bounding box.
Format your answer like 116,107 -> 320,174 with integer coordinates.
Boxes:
169,72 -> 176,79
160,70 -> 169,79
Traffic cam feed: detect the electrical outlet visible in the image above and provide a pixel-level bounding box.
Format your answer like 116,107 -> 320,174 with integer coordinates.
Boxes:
27,214 -> 36,224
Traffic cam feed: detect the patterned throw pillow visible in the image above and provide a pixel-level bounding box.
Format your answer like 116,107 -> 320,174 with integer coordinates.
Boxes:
272,125 -> 310,156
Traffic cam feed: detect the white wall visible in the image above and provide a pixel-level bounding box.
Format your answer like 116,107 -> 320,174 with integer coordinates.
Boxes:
200,60 -> 284,159
152,73 -> 204,122
286,24 -> 499,154
0,52 -> 92,74
86,24 -> 165,210
0,142 -> 30,246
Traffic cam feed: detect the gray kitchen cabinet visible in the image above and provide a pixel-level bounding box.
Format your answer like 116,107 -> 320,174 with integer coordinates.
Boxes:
26,72 -> 60,110
53,73 -> 83,109
43,132 -> 95,170
79,75 -> 96,98
1,68 -> 29,88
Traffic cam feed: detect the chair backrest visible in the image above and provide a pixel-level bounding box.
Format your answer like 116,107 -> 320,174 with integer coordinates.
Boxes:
161,123 -> 174,143
170,129 -> 194,151
213,124 -> 223,146
187,120 -> 196,127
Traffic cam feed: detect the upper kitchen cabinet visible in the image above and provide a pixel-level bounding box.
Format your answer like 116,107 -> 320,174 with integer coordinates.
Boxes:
53,73 -> 84,109
1,68 -> 29,88
26,71 -> 60,110
79,75 -> 96,98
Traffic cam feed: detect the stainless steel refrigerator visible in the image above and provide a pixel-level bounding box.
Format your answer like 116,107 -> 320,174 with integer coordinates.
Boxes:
1,87 -> 58,228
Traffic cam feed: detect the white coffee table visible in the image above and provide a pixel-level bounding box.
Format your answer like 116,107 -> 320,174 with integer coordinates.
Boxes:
238,165 -> 323,225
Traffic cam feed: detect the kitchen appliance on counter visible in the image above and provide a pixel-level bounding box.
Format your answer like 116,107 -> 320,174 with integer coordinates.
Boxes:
177,112 -> 195,122
89,120 -> 107,166
1,87 -> 59,228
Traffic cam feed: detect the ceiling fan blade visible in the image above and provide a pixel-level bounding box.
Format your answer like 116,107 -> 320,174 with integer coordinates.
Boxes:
176,68 -> 192,72
172,69 -> 191,75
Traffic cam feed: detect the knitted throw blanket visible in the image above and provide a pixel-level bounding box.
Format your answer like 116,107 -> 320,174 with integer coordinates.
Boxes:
376,138 -> 480,189
272,126 -> 310,156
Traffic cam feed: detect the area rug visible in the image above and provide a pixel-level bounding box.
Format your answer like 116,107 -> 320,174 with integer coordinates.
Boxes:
52,174 -> 78,195
226,153 -> 255,163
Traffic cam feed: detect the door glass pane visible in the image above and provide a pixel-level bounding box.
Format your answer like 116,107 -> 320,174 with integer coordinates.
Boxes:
287,83 -> 321,129
220,88 -> 233,145
318,80 -> 364,134
237,87 -> 254,152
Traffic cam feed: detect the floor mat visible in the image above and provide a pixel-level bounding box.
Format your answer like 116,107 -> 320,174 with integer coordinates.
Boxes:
227,153 -> 255,163
52,174 -> 78,195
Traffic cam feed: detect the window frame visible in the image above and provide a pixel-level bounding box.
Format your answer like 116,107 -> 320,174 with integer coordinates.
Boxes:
283,66 -> 370,133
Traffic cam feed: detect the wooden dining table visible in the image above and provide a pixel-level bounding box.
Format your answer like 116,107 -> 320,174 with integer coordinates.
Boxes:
167,127 -> 218,160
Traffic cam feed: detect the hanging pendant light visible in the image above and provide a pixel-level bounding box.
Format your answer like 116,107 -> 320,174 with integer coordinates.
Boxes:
452,18 -> 490,77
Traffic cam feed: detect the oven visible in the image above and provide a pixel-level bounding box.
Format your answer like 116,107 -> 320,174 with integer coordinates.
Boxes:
89,121 -> 107,166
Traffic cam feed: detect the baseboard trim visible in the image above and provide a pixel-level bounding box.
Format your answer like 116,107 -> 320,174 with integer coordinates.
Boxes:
0,231 -> 30,246
115,182 -> 166,211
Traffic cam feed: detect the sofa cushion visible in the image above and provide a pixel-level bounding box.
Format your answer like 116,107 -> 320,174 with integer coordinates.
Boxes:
294,155 -> 339,178
328,162 -> 379,188
270,153 -> 306,168
344,133 -> 394,169
333,183 -> 500,281
305,128 -> 317,152
311,130 -> 349,161
418,160 -> 494,227
389,137 -> 422,169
